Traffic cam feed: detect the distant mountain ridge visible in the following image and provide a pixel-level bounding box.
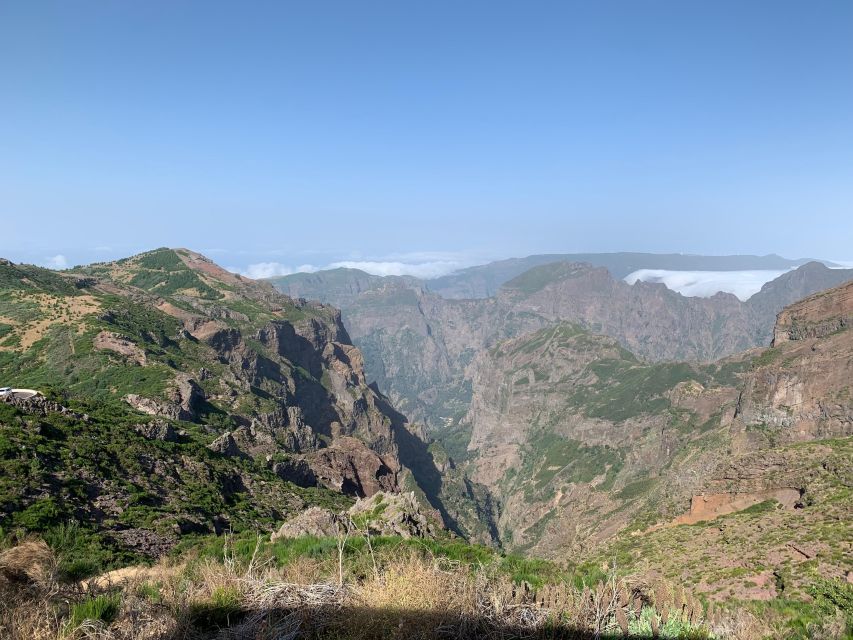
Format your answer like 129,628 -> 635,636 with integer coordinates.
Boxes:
426,252 -> 839,299
271,258 -> 853,430
270,252 -> 842,302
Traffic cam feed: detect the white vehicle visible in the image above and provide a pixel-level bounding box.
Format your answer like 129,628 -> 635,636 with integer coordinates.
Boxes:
0,387 -> 12,396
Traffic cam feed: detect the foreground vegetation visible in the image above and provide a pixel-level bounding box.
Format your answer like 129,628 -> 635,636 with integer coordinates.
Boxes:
0,532 -> 729,639
2,527 -> 850,639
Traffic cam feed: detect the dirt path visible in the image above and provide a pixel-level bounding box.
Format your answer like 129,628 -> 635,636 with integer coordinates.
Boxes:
88,563 -> 181,589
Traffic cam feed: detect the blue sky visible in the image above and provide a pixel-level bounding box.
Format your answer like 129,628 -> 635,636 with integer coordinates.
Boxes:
1,0 -> 852,276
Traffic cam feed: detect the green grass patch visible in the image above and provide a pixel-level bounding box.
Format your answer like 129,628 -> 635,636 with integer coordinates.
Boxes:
68,593 -> 121,629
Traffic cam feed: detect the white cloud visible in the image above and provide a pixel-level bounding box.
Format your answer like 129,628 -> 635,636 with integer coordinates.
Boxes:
625,269 -> 790,301
44,254 -> 69,270
327,260 -> 462,279
230,262 -> 317,279
828,260 -> 853,269
230,255 -> 468,280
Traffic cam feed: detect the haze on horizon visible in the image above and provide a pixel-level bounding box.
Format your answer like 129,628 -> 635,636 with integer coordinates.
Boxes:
2,1 -> 852,274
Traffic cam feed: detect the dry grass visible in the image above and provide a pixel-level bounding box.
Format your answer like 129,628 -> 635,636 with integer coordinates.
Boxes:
0,539 -> 58,588
0,537 -> 794,640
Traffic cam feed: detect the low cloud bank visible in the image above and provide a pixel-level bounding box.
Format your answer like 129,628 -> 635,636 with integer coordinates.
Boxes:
326,260 -> 462,279
237,262 -> 319,279
624,269 -> 789,301
233,259 -> 465,280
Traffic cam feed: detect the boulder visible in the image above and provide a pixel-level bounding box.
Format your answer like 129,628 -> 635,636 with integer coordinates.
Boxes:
271,507 -> 341,540
132,419 -> 180,442
349,491 -> 438,539
304,436 -> 396,497
271,491 -> 440,542
208,432 -> 249,458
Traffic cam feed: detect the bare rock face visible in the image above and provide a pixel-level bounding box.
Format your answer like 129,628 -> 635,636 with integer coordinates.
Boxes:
207,431 -> 249,459
271,457 -> 317,488
93,330 -> 147,365
773,279 -> 853,344
736,280 -> 853,443
110,528 -> 176,557
348,491 -> 439,539
271,507 -> 341,540
304,437 -> 397,497
2,394 -> 86,420
132,419 -> 179,442
124,374 -> 204,421
271,491 -> 440,541
667,488 -> 801,527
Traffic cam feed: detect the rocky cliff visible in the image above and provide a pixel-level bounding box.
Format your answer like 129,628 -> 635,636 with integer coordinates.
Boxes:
273,259 -> 853,432
735,278 -> 853,444
459,322 -> 747,556
0,249 -> 455,557
456,280 -> 852,595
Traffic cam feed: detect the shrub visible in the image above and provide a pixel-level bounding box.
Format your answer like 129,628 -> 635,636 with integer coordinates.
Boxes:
14,497 -> 64,529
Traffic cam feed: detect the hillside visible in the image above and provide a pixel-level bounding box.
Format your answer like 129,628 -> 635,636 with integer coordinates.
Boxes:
461,322 -> 749,557
272,259 -> 853,430
2,250 -> 851,639
456,280 -> 852,604
590,280 -> 853,608
0,249 -> 457,562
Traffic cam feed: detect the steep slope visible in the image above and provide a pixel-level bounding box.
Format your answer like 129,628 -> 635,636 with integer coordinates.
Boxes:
498,263 -> 755,361
594,438 -> 851,604
271,260 -> 852,432
270,268 -> 420,309
461,322 -> 748,557
591,281 -> 853,601
737,278 -> 853,444
460,279 -> 852,597
747,261 -> 853,344
0,249 -> 455,558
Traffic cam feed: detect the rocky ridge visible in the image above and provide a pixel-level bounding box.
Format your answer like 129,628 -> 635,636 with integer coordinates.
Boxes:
272,259 -> 853,432
0,249 -> 456,556
455,278 -> 852,579
271,490 -> 440,541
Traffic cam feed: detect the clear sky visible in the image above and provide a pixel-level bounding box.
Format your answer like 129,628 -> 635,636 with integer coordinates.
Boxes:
1,1 -> 851,276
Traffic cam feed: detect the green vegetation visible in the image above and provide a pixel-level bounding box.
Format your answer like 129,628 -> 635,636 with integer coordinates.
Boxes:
188,585 -> 243,630
567,358 -> 697,421
751,347 -> 782,369
616,477 -> 657,500
125,249 -> 223,299
520,432 -> 622,491
741,579 -> 853,639
0,261 -> 84,296
178,529 -> 567,588
68,593 -> 122,629
0,395 -> 352,579
739,499 -> 779,515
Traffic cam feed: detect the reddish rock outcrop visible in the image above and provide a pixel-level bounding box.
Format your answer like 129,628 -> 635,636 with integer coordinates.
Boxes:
773,279 -> 853,344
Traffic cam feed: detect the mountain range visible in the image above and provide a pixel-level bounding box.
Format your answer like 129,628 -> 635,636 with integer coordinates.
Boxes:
271,257 -> 853,430
1,247 -> 850,617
